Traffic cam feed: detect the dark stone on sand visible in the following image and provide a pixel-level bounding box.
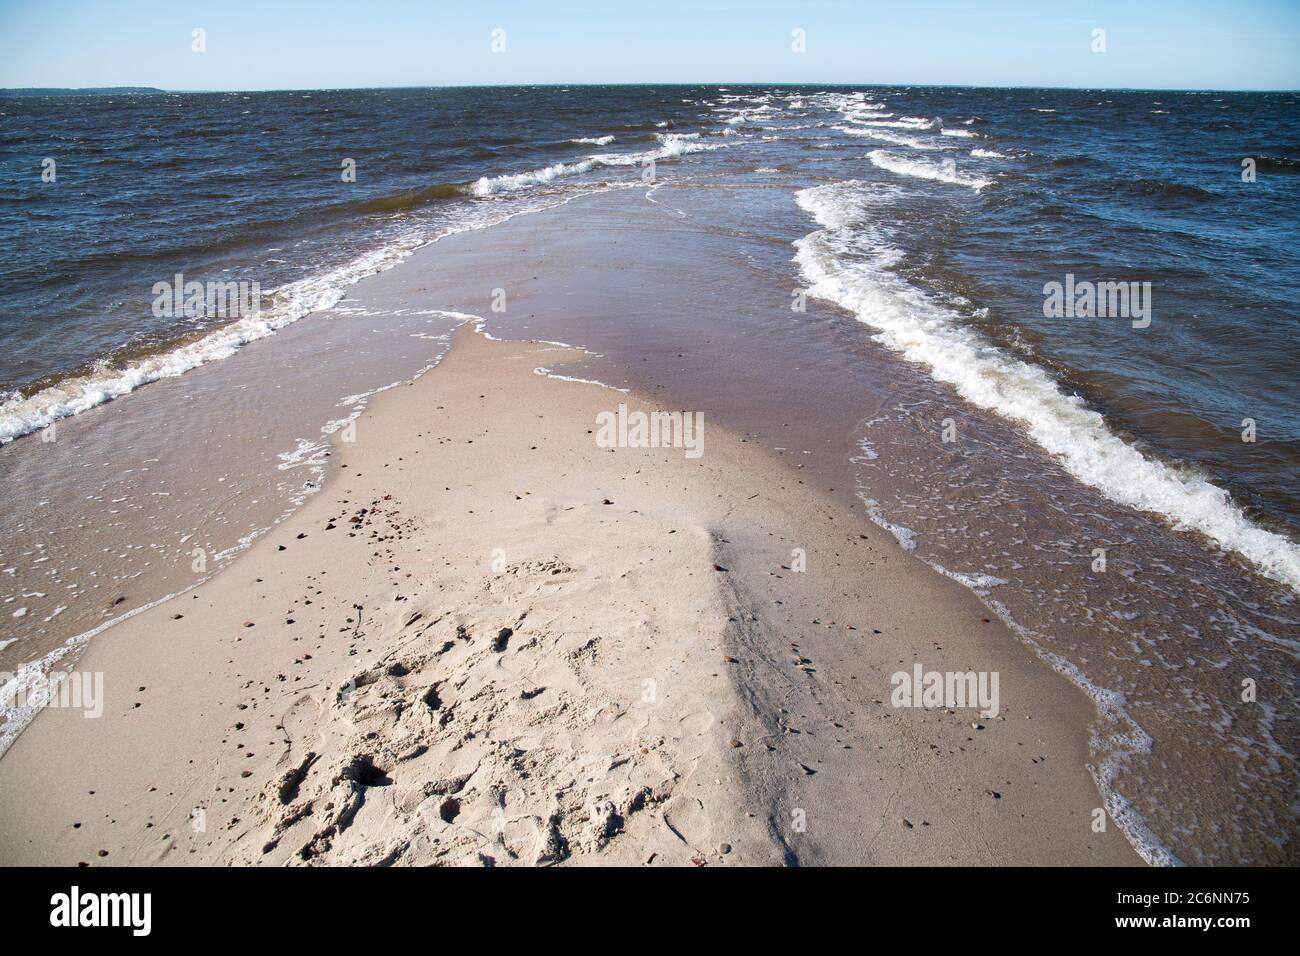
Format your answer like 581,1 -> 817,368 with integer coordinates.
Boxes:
491,627 -> 513,652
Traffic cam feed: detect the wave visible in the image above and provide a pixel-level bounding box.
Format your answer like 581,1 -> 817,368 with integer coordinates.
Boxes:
1046,154 -> 1093,168
470,159 -> 597,195
17,180 -> 472,281
470,133 -> 724,195
833,125 -> 945,150
0,195 -> 576,444
617,119 -> 672,132
970,148 -> 1007,159
1253,154 -> 1300,172
1127,178 -> 1215,201
855,117 -> 937,131
1,129 -> 727,441
723,112 -> 772,126
588,132 -> 727,167
350,182 -> 470,213
981,596 -> 1182,867
0,249 -> 416,445
792,180 -> 1300,594
866,150 -> 992,191
570,135 -> 615,146
0,585 -> 202,757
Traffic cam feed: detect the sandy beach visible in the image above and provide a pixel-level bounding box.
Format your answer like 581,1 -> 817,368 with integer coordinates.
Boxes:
0,323 -> 1139,866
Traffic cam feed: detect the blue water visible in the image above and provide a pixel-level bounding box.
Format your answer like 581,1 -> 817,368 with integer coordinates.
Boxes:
2,85 -> 1296,532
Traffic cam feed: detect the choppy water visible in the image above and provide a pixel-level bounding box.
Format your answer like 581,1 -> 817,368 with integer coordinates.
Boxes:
3,87 -> 1297,540
1,85 -> 1297,864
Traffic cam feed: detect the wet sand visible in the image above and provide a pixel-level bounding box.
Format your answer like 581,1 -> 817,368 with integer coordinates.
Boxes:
0,322 -> 1138,866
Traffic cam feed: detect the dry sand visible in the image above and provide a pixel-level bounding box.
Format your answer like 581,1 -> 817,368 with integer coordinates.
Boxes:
0,325 -> 1141,866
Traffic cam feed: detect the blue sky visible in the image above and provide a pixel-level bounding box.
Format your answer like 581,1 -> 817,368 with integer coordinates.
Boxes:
1,0 -> 1297,91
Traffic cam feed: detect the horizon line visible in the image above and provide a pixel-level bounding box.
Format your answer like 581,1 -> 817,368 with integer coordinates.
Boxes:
3,81 -> 1298,95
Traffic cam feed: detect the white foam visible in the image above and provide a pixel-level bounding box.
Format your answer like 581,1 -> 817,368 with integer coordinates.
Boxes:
570,135 -> 615,146
866,150 -> 992,191
794,180 -> 1300,593
932,566 -> 1009,590
471,134 -> 725,199
970,148 -> 1007,159
853,118 -> 935,130
0,241 -> 422,445
834,125 -> 947,151
0,583 -> 202,757
860,497 -> 917,551
837,237 -> 1183,868
592,133 -> 726,167
532,367 -> 629,393
0,182 -> 621,446
471,159 -> 597,195
982,598 -> 1183,866
1,219 -> 505,444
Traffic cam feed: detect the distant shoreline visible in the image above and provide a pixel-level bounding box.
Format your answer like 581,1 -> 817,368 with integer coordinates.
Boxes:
3,83 -> 1297,96
0,87 -> 165,96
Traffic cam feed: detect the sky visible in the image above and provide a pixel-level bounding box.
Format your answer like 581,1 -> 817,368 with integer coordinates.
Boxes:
1,0 -> 1297,92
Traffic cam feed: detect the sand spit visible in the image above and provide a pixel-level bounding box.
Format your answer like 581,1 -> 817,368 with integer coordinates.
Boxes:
0,326 -> 1139,866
